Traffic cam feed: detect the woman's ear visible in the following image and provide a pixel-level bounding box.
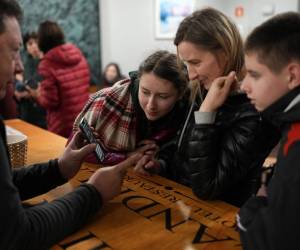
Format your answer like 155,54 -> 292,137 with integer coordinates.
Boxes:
287,62 -> 300,90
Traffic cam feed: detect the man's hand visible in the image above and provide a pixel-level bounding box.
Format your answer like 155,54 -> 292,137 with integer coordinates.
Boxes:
87,154 -> 142,202
58,131 -> 96,180
200,71 -> 236,112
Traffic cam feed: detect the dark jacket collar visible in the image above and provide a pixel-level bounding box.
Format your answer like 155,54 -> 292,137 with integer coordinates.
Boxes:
224,92 -> 250,107
262,86 -> 300,127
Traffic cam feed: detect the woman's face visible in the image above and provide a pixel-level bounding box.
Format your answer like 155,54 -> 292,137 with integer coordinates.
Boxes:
138,72 -> 180,121
177,41 -> 225,90
105,65 -> 118,82
26,38 -> 41,59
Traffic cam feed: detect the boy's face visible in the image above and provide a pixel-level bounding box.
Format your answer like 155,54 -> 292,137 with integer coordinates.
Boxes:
241,53 -> 290,111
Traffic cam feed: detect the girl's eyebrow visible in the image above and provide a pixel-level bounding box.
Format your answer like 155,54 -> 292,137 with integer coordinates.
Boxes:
140,86 -> 170,95
140,86 -> 150,91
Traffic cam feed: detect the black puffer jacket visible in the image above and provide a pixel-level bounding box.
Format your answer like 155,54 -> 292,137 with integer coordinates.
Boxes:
159,93 -> 280,207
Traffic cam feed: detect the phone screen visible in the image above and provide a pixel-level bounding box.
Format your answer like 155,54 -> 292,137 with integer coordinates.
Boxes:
79,118 -> 105,162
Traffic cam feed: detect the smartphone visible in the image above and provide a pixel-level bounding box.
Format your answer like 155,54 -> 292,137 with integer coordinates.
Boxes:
79,118 -> 105,162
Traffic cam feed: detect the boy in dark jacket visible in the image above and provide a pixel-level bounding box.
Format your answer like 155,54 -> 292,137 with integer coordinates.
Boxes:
238,12 -> 300,250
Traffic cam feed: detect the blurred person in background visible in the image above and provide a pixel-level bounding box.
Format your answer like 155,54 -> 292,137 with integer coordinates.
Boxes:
27,21 -> 90,137
14,31 -> 46,128
101,62 -> 125,88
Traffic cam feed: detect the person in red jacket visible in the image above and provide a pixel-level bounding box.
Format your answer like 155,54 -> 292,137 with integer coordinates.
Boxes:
27,21 -> 90,137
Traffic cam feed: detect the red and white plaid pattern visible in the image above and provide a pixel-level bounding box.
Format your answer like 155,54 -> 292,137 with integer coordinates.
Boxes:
73,79 -> 137,151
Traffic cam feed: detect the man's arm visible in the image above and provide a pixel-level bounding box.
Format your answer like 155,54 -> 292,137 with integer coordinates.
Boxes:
12,159 -> 66,200
0,132 -> 102,250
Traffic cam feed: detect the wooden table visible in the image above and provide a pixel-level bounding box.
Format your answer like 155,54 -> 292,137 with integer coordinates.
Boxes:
5,119 -> 66,165
5,119 -> 242,250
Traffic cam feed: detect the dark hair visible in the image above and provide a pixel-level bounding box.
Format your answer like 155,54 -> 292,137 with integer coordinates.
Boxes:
23,31 -> 38,46
174,7 -> 244,80
0,0 -> 22,34
38,20 -> 65,54
138,50 -> 188,94
245,12 -> 300,73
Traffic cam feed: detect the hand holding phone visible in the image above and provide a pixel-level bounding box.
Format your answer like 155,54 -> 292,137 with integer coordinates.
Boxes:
79,118 -> 105,162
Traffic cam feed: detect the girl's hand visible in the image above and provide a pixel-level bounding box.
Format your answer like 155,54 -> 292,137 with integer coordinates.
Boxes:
127,140 -> 159,158
133,155 -> 161,177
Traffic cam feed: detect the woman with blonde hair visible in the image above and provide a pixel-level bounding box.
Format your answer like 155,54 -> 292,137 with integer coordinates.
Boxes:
134,8 -> 280,206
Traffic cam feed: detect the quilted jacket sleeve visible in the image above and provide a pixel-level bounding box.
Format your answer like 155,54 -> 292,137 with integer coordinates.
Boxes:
187,106 -> 274,200
37,63 -> 60,109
